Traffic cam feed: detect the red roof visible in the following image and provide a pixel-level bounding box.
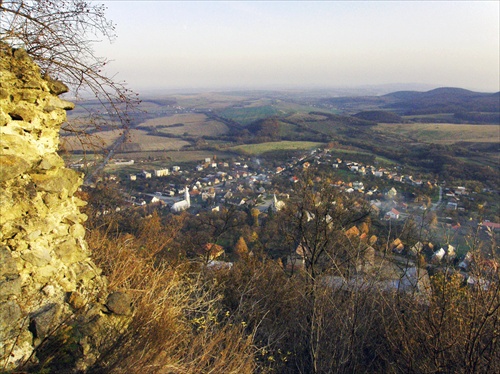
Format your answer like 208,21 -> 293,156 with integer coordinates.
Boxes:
483,221 -> 500,229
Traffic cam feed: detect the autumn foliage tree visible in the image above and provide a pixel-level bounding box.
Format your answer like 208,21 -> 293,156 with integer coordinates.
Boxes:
234,236 -> 249,259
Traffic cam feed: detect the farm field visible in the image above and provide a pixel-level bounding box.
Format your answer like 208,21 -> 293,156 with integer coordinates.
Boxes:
375,123 -> 500,144
138,113 -> 229,136
124,130 -> 190,152
167,92 -> 250,109
326,148 -> 398,165
60,130 -> 122,152
230,141 -> 324,155
61,129 -> 190,153
218,105 -> 283,125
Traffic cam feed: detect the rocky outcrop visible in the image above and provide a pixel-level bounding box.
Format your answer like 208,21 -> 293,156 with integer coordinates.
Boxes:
0,44 -> 125,371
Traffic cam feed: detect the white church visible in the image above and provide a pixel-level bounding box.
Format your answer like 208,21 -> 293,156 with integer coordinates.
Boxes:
271,194 -> 285,212
171,186 -> 191,212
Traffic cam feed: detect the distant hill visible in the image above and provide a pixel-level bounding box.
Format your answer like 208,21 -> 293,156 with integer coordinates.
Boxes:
246,117 -> 280,138
383,87 -> 500,116
353,110 -> 402,123
319,87 -> 499,124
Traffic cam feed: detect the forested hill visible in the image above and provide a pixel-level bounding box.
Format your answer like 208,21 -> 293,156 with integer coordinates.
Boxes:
383,87 -> 500,115
319,87 -> 499,124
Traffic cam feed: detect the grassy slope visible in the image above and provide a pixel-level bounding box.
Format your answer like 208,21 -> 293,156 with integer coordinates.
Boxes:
230,141 -> 324,155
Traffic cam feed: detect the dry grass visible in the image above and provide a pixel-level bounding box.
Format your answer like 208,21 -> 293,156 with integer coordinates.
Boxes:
86,215 -> 257,374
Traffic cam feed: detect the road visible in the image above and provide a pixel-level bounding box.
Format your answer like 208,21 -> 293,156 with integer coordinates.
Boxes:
431,186 -> 443,211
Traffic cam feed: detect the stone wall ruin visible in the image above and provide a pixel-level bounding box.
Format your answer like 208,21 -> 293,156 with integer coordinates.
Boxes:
0,44 -> 124,371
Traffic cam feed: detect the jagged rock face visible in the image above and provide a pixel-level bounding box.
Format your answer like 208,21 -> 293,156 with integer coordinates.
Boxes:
0,44 -> 111,370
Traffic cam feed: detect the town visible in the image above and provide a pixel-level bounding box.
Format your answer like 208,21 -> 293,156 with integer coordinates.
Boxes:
82,144 -> 499,270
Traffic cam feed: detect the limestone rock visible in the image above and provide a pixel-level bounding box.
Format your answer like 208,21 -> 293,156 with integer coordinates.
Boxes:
30,168 -> 81,196
0,44 -> 116,371
106,292 -> 132,316
43,74 -> 69,95
0,300 -> 21,337
68,291 -> 87,310
0,275 -> 22,299
30,303 -> 62,340
0,247 -> 18,276
0,154 -> 30,182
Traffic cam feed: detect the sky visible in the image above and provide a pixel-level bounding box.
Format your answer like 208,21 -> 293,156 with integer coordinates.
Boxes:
94,1 -> 500,93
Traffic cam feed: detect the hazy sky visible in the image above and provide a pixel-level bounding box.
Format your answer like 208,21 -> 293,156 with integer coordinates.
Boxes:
94,1 -> 500,92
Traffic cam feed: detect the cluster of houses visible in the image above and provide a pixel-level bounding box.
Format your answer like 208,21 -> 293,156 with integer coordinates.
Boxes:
112,146 -> 497,234
118,150 -> 423,219
94,147 -> 499,291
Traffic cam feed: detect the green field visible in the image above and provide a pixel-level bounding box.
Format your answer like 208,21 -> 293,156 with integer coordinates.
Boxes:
327,148 -> 397,165
230,141 -> 324,155
218,105 -> 282,126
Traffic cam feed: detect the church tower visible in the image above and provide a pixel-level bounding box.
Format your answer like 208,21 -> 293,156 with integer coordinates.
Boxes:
185,186 -> 191,208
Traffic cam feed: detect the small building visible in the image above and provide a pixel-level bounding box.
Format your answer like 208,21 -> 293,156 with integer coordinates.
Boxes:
482,221 -> 500,231
385,208 -> 400,220
353,181 -> 364,191
154,168 -> 170,177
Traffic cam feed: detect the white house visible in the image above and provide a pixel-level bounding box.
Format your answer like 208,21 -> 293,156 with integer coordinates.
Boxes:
271,194 -> 285,212
154,168 -> 170,177
385,208 -> 400,220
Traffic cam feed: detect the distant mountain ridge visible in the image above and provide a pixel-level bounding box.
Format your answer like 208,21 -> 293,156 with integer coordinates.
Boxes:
383,87 -> 500,115
320,87 -> 499,124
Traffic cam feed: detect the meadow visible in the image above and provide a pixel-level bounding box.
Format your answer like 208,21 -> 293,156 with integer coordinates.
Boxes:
230,141 -> 324,155
219,105 -> 282,125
